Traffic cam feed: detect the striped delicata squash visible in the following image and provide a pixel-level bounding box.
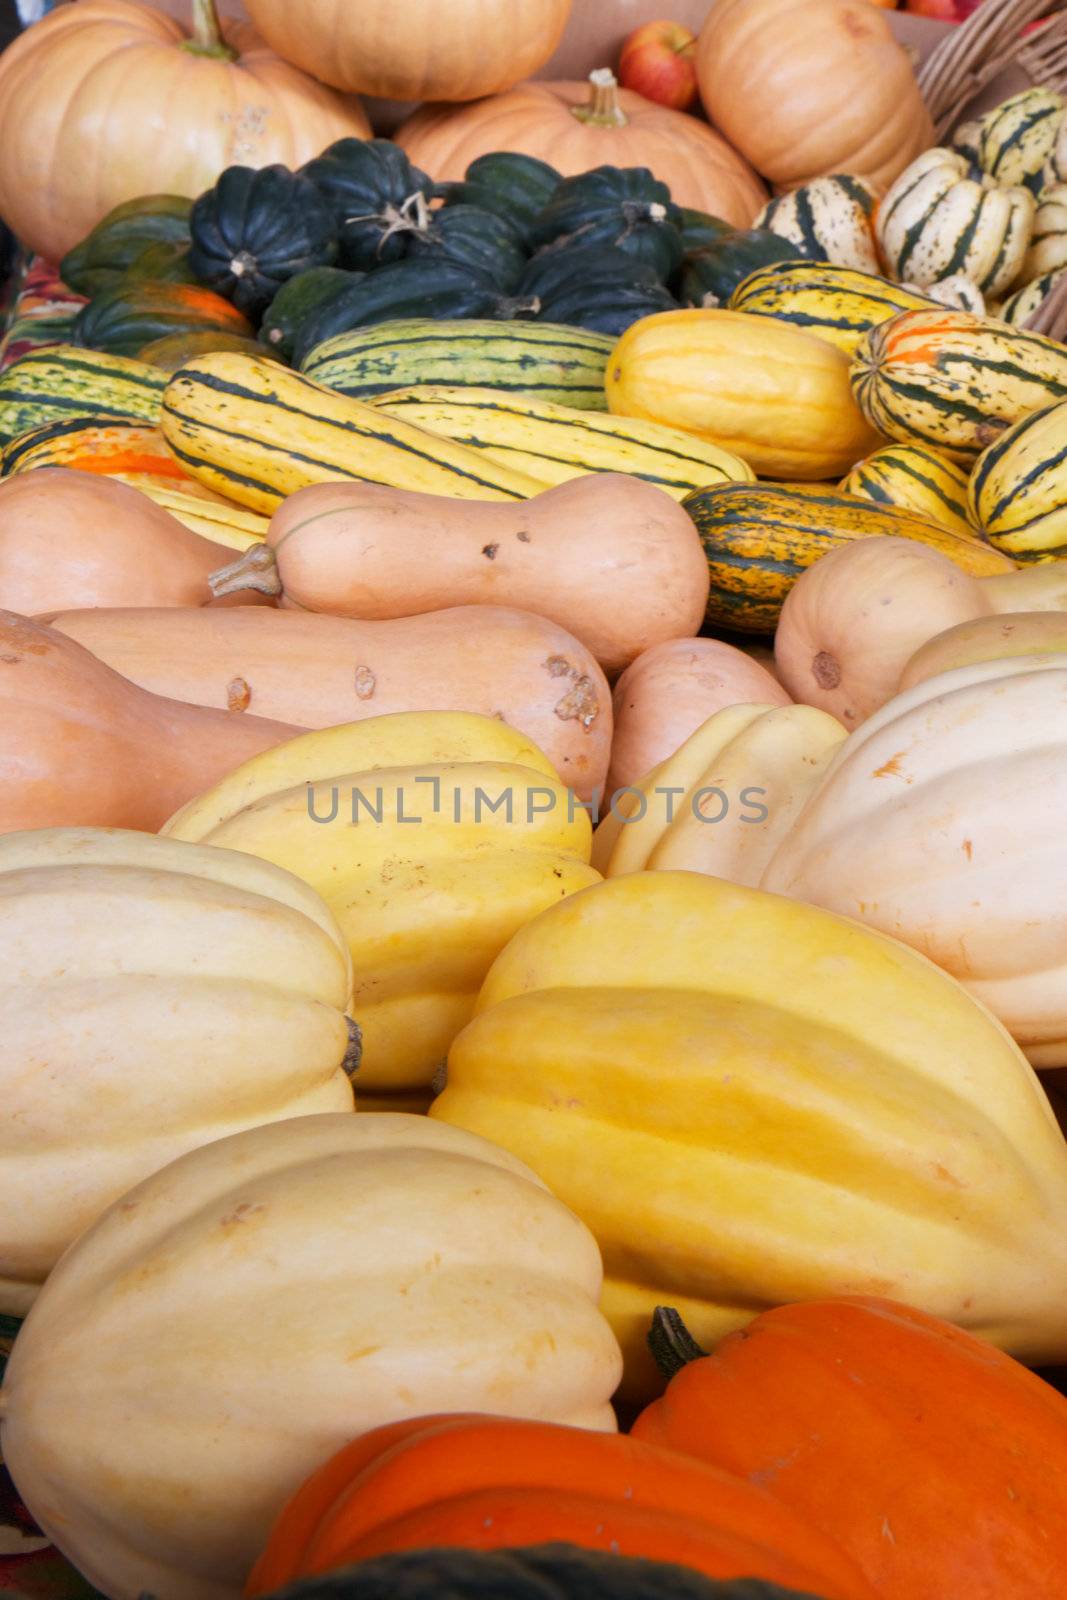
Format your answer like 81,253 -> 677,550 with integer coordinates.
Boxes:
729,262 -> 935,357
839,442 -> 977,539
970,398 -> 1067,561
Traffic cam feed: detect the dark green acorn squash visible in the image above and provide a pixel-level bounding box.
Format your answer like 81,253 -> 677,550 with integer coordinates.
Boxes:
407,205 -> 527,293
301,138 -> 435,272
676,208 -> 735,255
437,152 -> 562,244
188,164 -> 338,321
679,232 -> 809,307
517,244 -> 663,301
530,277 -> 677,336
59,195 -> 192,297
71,281 -> 254,359
256,1544 -> 827,1600
511,245 -> 676,336
122,239 -> 198,286
530,166 -> 685,282
290,259 -> 502,369
259,268 -> 356,364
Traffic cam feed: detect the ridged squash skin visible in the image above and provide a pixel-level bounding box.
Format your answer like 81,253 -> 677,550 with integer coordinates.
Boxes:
851,309 -> 1067,461
163,712 -> 601,1097
975,87 -> 1065,194
683,482 -> 1013,635
839,441 -> 976,537
1022,184 -> 1067,281
0,1113 -> 621,1600
606,309 -> 881,481
432,871 -> 1067,1402
969,399 -> 1067,559
0,827 -> 356,1317
997,265 -> 1067,325
762,657 -> 1067,1066
728,261 -> 935,358
755,175 -> 880,274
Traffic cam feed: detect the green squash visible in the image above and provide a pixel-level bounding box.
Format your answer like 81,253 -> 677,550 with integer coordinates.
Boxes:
188,164 -> 338,321
59,195 -> 192,297
259,268 -> 357,363
437,152 -> 562,244
676,208 -> 735,255
290,260 -> 502,369
122,240 -> 198,286
301,138 -> 435,272
515,245 -> 677,336
530,166 -> 685,281
679,231 -> 809,307
407,205 -> 528,293
71,282 -> 255,359
256,1545 -> 826,1599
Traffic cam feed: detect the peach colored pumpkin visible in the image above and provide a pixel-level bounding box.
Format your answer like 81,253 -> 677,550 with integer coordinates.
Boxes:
0,610 -> 298,836
0,0 -> 371,262
0,469 -> 248,615
242,0 -> 572,101
213,475 -> 710,677
39,605 -> 611,801
774,537 -> 993,727
396,70 -> 767,224
695,0 -> 934,194
607,636 -> 791,794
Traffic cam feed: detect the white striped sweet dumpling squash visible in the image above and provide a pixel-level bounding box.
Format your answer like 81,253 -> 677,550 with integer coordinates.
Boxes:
431,870 -> 1067,1402
996,266 -> 1067,325
606,308 -> 882,481
850,308 -> 1067,460
969,399 -> 1067,561
839,441 -> 978,538
682,482 -> 1013,635
973,88 -> 1066,196
1022,185 -> 1067,281
754,175 -> 881,274
874,149 -> 1035,298
728,262 -> 936,357
162,711 -> 602,1102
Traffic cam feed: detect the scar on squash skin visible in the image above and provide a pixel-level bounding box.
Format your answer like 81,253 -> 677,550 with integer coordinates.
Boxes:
481,543 -> 499,559
226,676 -> 251,712
962,839 -> 973,860
872,751 -> 909,779
813,651 -> 841,689
354,665 -> 376,700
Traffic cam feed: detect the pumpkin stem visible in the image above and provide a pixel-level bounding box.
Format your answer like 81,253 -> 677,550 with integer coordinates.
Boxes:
572,68 -> 629,129
647,1306 -> 709,1378
342,1017 -> 363,1081
185,0 -> 238,62
209,543 -> 282,600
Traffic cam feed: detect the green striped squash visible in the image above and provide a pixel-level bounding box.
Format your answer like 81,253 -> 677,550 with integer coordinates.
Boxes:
996,267 -> 1067,326
755,175 -> 880,273
301,319 -> 615,410
0,345 -> 166,445
683,482 -> 1015,634
839,442 -> 978,538
875,149 -> 1035,297
728,262 -> 935,356
969,399 -> 1067,559
1022,184 -> 1067,281
975,88 -> 1065,195
851,308 -> 1067,460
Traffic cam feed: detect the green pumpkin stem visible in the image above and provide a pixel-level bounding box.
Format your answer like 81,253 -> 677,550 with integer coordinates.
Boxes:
185,0 -> 238,62
572,69 -> 629,129
648,1306 -> 709,1378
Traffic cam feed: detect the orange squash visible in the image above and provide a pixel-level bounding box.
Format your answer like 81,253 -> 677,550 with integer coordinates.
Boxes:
0,610 -> 299,836
0,469 -> 249,614
695,0 -> 933,192
246,1413 -> 876,1600
608,637 -> 791,793
634,1297 -> 1067,1600
39,605 -> 611,801
396,70 -> 767,224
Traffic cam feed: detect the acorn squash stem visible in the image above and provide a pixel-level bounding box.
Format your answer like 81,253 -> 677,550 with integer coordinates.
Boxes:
647,1305 -> 709,1377
209,544 -> 281,599
184,0 -> 237,62
572,69 -> 629,129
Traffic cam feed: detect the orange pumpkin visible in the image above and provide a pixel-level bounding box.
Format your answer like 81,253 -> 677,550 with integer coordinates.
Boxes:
246,1413 -> 877,1600
634,1297 -> 1067,1600
695,0 -> 933,193
396,70 -> 767,225
0,0 -> 371,262
242,0 -> 573,101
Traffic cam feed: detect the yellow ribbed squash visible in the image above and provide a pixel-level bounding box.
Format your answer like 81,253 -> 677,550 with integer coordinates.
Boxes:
0,826 -> 357,1317
162,711 -> 601,1098
969,399 -> 1067,560
431,870 -> 1067,1402
605,308 -> 882,481
840,441 -> 978,539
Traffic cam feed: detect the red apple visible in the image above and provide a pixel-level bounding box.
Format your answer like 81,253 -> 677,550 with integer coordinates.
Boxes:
618,20 -> 698,112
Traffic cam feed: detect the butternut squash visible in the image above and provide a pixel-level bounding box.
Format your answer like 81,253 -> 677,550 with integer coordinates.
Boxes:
607,637 -> 791,795
900,612 -> 1067,692
0,468 -> 251,614
40,605 -> 611,801
210,475 -> 710,677
0,611 -> 299,836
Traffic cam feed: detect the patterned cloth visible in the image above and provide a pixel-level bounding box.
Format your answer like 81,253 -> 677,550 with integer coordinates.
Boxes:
0,256 -> 84,371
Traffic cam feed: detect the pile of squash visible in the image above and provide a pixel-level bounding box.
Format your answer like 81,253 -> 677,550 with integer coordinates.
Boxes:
2,4 -> 1067,1600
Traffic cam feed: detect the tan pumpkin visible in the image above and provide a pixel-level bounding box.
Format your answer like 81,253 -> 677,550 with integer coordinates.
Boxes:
242,0 -> 572,101
395,69 -> 767,224
0,0 -> 371,262
900,611 -> 1067,692
0,611 -> 299,836
695,0 -> 934,193
0,468 -> 254,614
39,605 -> 612,802
607,637 -> 791,795
774,537 -> 994,727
